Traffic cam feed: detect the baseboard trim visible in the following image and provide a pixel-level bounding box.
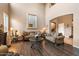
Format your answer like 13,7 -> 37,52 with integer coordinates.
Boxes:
73,45 -> 79,49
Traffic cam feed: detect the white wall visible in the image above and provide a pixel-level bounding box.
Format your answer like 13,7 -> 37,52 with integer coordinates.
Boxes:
45,3 -> 79,48
10,3 -> 45,35
0,3 -> 9,25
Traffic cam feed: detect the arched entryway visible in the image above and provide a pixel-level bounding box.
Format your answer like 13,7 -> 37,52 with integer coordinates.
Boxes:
50,14 -> 73,45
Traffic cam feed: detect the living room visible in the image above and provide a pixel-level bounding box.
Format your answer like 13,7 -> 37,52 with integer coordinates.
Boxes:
0,3 -> 79,56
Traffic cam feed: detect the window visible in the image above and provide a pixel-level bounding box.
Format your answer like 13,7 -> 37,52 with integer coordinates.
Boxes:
27,14 -> 37,28
4,13 -> 8,32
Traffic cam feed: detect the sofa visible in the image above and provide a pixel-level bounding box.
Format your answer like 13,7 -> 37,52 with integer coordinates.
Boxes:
46,32 -> 65,45
22,32 -> 30,41
0,45 -> 8,53
55,34 -> 65,45
46,32 -> 57,43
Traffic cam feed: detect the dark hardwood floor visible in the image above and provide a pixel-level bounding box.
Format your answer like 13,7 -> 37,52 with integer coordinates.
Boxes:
9,40 -> 79,56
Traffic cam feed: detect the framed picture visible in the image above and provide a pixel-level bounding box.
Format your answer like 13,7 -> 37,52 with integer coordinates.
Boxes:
27,14 -> 37,28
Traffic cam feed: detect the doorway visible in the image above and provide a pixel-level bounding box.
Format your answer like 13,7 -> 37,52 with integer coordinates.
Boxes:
50,14 -> 73,45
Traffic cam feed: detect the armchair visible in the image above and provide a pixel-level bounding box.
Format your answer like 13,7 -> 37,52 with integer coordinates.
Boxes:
55,33 -> 65,45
